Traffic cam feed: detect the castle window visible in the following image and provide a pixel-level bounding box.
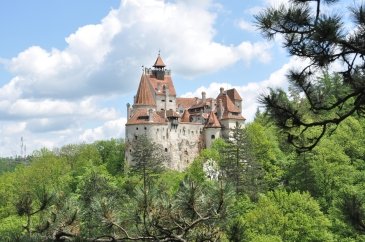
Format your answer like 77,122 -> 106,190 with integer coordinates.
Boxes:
136,127 -> 138,130
135,135 -> 138,140
165,148 -> 168,152
144,127 -> 147,130
169,100 -> 172,102
162,100 -> 165,102
129,149 -> 132,152
211,135 -> 215,139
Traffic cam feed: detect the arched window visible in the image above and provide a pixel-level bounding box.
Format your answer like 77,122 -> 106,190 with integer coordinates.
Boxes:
211,135 -> 215,139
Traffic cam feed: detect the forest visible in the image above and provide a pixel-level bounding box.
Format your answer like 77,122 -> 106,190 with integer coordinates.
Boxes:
1,0 -> 365,241
0,111 -> 364,241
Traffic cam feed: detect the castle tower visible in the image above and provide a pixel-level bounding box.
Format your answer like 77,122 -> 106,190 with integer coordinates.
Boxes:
125,53 -> 245,171
204,111 -> 221,148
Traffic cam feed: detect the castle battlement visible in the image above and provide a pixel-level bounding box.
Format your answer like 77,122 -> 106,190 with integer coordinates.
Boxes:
125,54 -> 246,170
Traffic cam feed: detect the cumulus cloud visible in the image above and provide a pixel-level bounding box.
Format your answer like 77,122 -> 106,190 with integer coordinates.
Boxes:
2,0 -> 272,100
79,118 -> 127,143
0,0 -> 274,156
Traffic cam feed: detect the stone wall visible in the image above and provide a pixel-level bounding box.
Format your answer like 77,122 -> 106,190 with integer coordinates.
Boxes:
125,122 -> 203,171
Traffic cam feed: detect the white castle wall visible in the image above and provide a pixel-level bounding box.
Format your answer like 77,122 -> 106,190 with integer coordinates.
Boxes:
125,122 -> 203,171
155,95 -> 176,111
204,127 -> 221,148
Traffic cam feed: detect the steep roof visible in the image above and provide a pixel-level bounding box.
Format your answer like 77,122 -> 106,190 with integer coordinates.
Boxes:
176,98 -> 198,109
180,109 -> 190,122
166,110 -> 180,118
126,109 -> 166,125
205,111 -> 221,128
216,93 -> 240,113
153,55 -> 166,68
190,98 -> 213,110
226,88 -> 242,101
216,92 -> 246,120
135,74 -> 156,107
147,74 -> 176,96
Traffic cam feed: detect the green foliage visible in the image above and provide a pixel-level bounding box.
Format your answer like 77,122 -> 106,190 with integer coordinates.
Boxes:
220,125 -> 265,198
94,139 -> 125,175
0,215 -> 24,239
130,134 -> 166,177
243,190 -> 333,242
246,121 -> 287,189
0,158 -> 19,175
256,0 -> 365,151
1,116 -> 365,241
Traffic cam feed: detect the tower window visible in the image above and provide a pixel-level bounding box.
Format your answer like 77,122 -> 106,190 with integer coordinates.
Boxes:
144,127 -> 147,130
136,127 -> 138,130
169,100 -> 172,102
165,148 -> 168,152
211,135 -> 215,139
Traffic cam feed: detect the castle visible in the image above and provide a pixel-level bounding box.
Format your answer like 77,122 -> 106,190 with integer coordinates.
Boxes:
125,54 -> 245,170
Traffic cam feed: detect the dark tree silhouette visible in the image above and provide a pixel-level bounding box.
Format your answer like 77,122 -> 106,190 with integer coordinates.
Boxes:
256,0 -> 365,151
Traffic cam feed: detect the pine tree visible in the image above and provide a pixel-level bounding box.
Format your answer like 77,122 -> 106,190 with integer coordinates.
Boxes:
220,125 -> 264,198
255,0 -> 365,151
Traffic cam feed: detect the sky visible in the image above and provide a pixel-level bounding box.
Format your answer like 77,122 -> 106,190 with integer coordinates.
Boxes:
0,0 -> 358,157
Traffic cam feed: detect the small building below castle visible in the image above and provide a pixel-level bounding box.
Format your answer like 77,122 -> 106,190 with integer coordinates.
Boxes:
125,54 -> 245,170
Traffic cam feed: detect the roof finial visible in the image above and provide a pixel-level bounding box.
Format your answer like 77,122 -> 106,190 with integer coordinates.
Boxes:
158,49 -> 161,56
142,65 -> 145,74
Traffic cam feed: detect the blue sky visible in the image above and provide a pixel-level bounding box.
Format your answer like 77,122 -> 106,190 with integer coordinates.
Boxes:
0,0 -> 356,157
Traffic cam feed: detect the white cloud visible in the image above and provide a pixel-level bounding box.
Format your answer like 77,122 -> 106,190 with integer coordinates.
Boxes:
0,0 -> 275,156
238,19 -> 256,32
1,0 -> 272,100
79,118 -> 126,143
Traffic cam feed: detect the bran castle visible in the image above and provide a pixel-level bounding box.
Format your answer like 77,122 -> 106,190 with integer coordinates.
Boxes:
125,54 -> 245,170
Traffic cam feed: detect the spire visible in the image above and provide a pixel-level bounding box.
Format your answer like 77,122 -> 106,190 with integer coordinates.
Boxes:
205,111 -> 221,128
181,109 -> 190,122
153,52 -> 166,68
135,74 -> 156,106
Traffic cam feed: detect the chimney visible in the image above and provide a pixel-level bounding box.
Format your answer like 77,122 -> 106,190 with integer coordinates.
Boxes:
126,103 -> 131,119
202,91 -> 206,103
218,99 -> 224,119
220,87 -> 224,94
148,109 -> 153,122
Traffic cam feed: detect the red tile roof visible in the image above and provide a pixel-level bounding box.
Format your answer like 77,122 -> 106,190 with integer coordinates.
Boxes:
217,93 -> 241,113
205,111 -> 221,128
221,113 -> 246,120
216,92 -> 245,120
190,98 -> 213,109
135,75 -> 156,107
153,55 -> 166,68
166,109 -> 180,118
148,74 -> 176,96
180,109 -> 190,122
226,88 -> 242,101
126,109 -> 166,125
176,98 -> 198,109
